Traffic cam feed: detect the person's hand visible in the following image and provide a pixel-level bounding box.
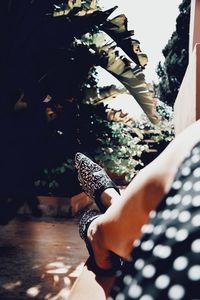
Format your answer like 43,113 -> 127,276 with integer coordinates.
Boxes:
87,215 -> 114,270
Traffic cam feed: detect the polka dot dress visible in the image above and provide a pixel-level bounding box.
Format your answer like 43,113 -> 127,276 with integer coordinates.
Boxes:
110,142 -> 200,300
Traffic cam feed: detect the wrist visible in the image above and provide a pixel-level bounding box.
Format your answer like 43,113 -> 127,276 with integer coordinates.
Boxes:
93,213 -> 133,259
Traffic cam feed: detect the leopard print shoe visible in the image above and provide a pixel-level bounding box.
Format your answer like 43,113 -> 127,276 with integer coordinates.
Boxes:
75,152 -> 120,212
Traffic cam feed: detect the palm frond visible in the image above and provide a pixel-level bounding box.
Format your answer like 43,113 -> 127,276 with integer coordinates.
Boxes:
53,0 -> 98,17
102,14 -> 148,67
96,44 -> 160,124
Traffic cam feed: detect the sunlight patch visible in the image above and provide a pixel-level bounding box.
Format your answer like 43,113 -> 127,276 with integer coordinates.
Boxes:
2,281 -> 21,290
26,285 -> 41,297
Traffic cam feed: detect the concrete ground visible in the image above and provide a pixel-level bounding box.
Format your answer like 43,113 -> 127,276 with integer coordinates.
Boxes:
0,218 -> 88,300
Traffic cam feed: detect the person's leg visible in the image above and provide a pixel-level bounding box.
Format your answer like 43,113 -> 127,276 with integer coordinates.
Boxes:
100,188 -> 121,207
84,120 -> 200,270
111,140 -> 200,300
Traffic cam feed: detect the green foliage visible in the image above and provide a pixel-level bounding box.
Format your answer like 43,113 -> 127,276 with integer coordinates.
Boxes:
34,159 -> 74,192
135,101 -> 175,142
156,0 -> 190,106
35,97 -> 174,190
94,121 -> 149,183
34,103 -> 114,193
94,101 -> 174,184
35,103 -> 149,188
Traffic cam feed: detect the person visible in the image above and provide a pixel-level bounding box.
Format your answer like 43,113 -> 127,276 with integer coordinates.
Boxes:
74,120 -> 200,299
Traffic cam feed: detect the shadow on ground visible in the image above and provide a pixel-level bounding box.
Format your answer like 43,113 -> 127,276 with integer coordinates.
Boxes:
0,218 -> 88,300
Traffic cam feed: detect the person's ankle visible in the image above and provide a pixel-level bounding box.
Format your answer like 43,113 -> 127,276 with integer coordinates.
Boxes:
100,188 -> 121,208
88,214 -> 132,260
87,215 -> 114,270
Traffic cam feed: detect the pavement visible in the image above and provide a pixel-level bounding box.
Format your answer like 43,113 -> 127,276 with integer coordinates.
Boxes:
0,218 -> 88,300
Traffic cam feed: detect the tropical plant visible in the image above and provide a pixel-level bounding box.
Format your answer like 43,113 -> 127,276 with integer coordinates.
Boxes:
1,0 -> 161,198
96,100 -> 174,184
94,121 -> 149,184
135,102 -> 174,143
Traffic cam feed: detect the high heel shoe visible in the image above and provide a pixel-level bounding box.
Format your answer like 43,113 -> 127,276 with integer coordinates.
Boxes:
75,152 -> 120,213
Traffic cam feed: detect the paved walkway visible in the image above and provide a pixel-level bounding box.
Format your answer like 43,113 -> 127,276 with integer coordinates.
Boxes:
0,218 -> 88,300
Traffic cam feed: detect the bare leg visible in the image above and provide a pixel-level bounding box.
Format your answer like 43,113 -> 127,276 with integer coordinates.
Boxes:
100,188 -> 121,208
87,120 -> 200,269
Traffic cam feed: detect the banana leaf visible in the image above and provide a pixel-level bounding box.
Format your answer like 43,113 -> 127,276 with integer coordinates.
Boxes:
96,44 -> 160,124
102,14 -> 148,67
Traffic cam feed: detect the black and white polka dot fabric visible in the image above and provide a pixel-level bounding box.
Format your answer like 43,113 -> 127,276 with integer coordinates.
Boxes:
110,142 -> 200,300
